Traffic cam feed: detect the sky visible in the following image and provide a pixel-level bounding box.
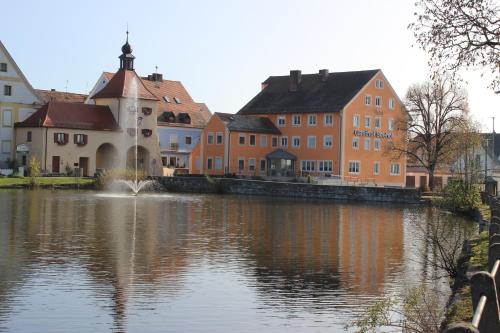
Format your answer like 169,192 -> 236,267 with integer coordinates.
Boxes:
3,0 -> 499,130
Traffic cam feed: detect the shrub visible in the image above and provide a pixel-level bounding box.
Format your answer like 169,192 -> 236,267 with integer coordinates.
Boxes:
28,156 -> 41,186
440,181 -> 481,213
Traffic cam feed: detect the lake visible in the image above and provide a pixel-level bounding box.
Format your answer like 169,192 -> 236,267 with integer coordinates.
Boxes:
0,190 -> 473,332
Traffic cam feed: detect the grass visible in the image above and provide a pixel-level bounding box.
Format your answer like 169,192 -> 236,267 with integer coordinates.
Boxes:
446,231 -> 489,324
0,176 -> 95,187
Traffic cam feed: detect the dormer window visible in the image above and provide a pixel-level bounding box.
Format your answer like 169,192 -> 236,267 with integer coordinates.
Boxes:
163,96 -> 170,103
157,111 -> 176,123
178,112 -> 191,124
174,97 -> 181,104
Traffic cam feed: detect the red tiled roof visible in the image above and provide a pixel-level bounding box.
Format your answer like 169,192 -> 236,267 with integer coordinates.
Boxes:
15,101 -> 120,131
36,89 -> 87,104
91,69 -> 158,101
97,71 -> 211,128
141,79 -> 211,128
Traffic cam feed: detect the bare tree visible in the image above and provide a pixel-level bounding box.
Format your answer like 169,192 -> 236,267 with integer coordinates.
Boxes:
393,76 -> 468,190
410,0 -> 500,91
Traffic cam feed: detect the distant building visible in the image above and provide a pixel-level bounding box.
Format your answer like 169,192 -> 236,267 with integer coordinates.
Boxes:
0,40 -> 43,168
193,69 -> 407,187
36,89 -> 87,104
87,71 -> 210,174
14,35 -> 163,176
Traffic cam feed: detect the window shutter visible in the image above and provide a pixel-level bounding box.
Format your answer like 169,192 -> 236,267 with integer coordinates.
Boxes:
64,133 -> 69,144
83,135 -> 88,145
74,134 -> 78,144
54,133 -> 57,143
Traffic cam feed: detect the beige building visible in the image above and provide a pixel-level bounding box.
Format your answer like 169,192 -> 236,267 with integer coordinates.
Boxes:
14,37 -> 162,176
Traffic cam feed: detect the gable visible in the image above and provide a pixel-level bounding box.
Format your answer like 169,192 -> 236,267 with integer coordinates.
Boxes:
0,40 -> 42,104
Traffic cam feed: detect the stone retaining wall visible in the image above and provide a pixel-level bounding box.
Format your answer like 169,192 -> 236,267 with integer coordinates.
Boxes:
157,176 -> 420,203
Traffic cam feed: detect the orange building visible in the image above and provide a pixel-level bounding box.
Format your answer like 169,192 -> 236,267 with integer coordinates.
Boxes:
192,69 -> 407,186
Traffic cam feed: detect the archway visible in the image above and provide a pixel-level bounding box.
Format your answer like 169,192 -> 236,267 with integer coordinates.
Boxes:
126,145 -> 150,174
96,143 -> 119,171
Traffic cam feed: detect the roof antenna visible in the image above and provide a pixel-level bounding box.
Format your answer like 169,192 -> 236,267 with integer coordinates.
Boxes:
126,23 -> 129,42
154,65 -> 160,87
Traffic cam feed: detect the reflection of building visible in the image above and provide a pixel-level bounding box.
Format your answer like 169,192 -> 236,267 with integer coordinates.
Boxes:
14,35 -> 163,176
193,69 -> 407,186
0,40 -> 42,168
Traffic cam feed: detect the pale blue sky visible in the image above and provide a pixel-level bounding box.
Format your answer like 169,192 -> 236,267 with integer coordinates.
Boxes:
3,0 -> 499,129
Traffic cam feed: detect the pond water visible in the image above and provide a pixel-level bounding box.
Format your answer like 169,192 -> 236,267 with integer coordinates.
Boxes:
0,190 -> 474,332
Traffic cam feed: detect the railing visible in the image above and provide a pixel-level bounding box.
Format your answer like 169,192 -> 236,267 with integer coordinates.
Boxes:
445,198 -> 500,333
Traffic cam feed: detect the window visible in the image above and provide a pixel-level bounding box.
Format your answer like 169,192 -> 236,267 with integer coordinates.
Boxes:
239,134 -> 246,145
207,157 -> 213,170
174,96 -> 181,104
281,136 -> 288,148
352,137 -> 359,149
348,161 -> 360,174
215,157 -> 223,170
364,138 -> 370,151
319,160 -> 333,172
374,162 -> 380,175
249,158 -> 256,171
185,136 -> 192,145
323,135 -> 333,148
27,131 -> 32,142
0,63 -> 6,72
364,116 -> 371,128
292,115 -> 301,126
278,116 -> 286,127
374,139 -> 381,151
260,135 -> 268,147
375,79 -> 384,89
250,134 -> 256,146
54,133 -> 67,145
353,115 -> 360,128
292,136 -> 300,148
216,132 -> 223,145
301,160 -> 316,172
375,96 -> 381,107
163,96 -> 170,103
74,134 -> 87,146
324,114 -> 333,126
4,85 -> 12,96
307,136 -> 316,149
391,163 -> 401,175
365,95 -> 371,105
1,141 -> 11,154
207,132 -> 214,144
389,98 -> 395,110
388,118 -> 395,130
260,159 -> 266,171
2,110 -> 12,126
238,158 -> 245,170
308,114 -> 317,126
375,116 -> 381,129
272,136 -> 278,147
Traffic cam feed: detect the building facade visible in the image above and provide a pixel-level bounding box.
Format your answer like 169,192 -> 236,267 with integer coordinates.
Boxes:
0,40 -> 42,168
14,37 -> 163,176
87,71 -> 210,174
193,69 -> 407,187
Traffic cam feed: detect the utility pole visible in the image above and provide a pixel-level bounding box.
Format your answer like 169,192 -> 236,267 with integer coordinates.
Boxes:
493,117 -> 496,174
485,138 -> 490,181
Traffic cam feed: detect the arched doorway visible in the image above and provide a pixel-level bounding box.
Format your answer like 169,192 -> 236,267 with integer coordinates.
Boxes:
126,145 -> 150,174
96,143 -> 118,172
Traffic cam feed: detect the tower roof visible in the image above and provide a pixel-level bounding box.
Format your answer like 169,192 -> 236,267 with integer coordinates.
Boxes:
91,69 -> 158,101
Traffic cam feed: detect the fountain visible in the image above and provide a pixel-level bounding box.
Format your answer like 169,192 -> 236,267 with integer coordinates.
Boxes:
116,75 -> 153,195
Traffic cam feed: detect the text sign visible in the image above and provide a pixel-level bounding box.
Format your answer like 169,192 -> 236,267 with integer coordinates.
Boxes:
16,143 -> 29,153
353,130 -> 392,139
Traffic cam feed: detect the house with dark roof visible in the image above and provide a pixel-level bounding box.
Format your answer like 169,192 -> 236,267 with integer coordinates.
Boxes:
14,35 -> 163,176
86,67 -> 211,173
192,69 -> 407,186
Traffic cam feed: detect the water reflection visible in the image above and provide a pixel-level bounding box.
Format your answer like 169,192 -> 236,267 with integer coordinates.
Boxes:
0,190 -> 471,332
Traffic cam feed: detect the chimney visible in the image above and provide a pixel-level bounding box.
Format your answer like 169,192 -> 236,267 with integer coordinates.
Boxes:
289,70 -> 301,92
147,73 -> 163,82
319,69 -> 329,81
